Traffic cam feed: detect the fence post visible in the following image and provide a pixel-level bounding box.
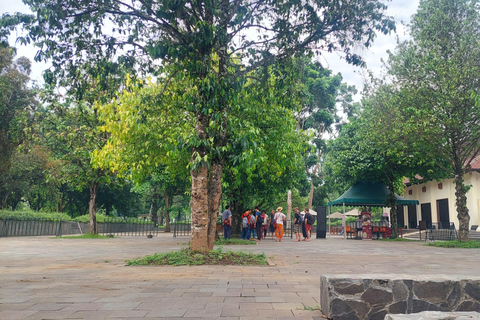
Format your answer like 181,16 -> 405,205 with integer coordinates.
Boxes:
1,219 -> 7,237
56,220 -> 62,237
173,219 -> 176,238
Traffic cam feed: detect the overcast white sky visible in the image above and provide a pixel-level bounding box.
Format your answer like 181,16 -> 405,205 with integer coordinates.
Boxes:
1,0 -> 420,96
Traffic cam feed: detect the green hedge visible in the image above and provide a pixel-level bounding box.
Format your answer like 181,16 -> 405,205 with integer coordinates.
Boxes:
0,210 -> 71,221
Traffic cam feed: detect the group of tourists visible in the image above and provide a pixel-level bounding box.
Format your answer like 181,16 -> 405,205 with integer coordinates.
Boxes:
221,205 -> 315,242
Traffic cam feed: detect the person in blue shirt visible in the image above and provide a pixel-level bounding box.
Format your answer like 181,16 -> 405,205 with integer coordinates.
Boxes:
221,205 -> 232,240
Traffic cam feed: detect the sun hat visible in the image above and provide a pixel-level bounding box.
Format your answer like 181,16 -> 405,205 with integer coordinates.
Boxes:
276,207 -> 283,212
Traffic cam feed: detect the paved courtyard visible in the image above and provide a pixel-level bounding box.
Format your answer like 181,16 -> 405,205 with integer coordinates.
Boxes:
1,234 -> 480,319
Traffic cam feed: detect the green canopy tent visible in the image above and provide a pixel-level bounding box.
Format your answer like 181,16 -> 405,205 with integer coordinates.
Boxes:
327,181 -> 419,238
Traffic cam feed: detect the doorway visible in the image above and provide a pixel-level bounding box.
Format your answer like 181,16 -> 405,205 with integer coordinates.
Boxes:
421,203 -> 432,228
437,198 -> 450,227
408,205 -> 417,228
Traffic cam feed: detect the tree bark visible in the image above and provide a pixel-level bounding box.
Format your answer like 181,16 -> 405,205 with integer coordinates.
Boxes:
89,182 -> 98,234
150,185 -> 159,227
387,181 -> 398,239
208,158 -> 224,248
190,163 -> 209,251
308,149 -> 322,209
164,192 -> 171,233
454,171 -> 470,241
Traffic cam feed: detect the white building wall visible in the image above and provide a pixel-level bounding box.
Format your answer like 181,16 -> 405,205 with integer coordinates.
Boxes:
403,171 -> 480,228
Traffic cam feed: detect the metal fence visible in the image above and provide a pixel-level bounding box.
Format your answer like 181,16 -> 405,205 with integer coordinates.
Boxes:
100,218 -> 159,237
173,217 -> 191,238
426,222 -> 457,241
0,217 -> 159,237
0,218 -> 63,237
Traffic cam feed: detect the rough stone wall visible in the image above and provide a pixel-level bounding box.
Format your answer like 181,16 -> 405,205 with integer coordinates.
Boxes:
320,275 -> 480,320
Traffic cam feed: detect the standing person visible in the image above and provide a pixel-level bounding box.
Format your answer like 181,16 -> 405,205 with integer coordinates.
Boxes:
274,207 -> 286,242
293,207 -> 303,242
301,211 -> 307,241
255,207 -> 263,241
304,208 -> 314,241
250,210 -> 257,239
241,210 -> 252,240
356,216 -> 362,240
269,210 -> 276,239
261,210 -> 269,239
221,205 -> 232,240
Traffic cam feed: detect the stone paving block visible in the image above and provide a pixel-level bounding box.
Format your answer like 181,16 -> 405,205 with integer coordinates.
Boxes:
0,302 -> 36,311
99,302 -> 142,311
145,307 -> 188,318
0,310 -> 37,319
61,302 -> 103,311
239,302 -> 273,310
224,297 -> 256,303
291,309 -> 323,317
181,292 -> 214,298
103,309 -> 150,318
257,308 -> 295,317
221,307 -> 258,317
183,306 -> 223,318
24,303 -> 70,311
199,287 -> 228,293
65,310 -> 115,319
271,302 -> 306,310
205,302 -> 240,309
192,296 -> 226,303
24,310 -> 78,319
254,296 -> 287,303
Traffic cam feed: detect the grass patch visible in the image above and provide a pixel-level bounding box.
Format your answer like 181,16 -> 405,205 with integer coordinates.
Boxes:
425,240 -> 480,248
126,247 -> 268,266
214,239 -> 257,245
57,233 -> 111,239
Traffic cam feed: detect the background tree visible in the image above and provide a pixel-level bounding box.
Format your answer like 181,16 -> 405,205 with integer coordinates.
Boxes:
385,0 -> 480,241
34,59 -> 132,233
326,83 -> 440,238
0,46 -> 37,209
295,59 -> 359,209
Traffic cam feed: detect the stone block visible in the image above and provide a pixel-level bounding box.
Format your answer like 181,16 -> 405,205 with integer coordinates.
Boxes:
320,275 -> 480,320
385,311 -> 480,320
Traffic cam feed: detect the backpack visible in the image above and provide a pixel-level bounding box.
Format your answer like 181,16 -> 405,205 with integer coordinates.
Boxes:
242,216 -> 249,228
306,213 -> 315,225
296,213 -> 304,225
257,214 -> 264,225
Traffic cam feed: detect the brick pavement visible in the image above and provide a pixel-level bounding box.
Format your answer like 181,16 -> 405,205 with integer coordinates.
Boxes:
1,234 -> 480,319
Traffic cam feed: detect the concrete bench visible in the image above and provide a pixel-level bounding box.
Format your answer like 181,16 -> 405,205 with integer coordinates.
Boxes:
320,274 -> 480,320
385,311 -> 480,319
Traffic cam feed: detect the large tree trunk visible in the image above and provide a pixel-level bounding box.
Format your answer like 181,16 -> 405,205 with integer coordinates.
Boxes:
190,163 -> 209,252
89,183 -> 98,234
189,1 -> 229,251
387,181 -> 398,239
150,185 -> 159,227
164,192 -> 171,232
454,171 -> 470,241
308,149 -> 322,209
208,158 -> 224,247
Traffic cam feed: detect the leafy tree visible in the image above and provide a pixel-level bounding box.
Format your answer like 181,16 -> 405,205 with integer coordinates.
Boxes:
326,83 -> 441,238
8,0 -> 395,251
385,0 -> 480,241
295,59 -> 359,209
35,59 -> 132,233
0,46 -> 37,208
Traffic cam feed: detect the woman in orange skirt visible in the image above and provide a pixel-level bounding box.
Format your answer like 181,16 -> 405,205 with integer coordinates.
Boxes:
274,207 -> 286,242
